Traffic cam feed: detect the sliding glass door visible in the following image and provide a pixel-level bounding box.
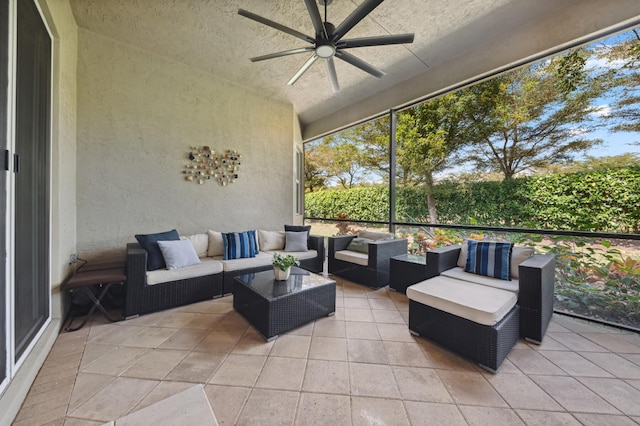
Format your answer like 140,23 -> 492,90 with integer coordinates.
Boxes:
0,0 -> 8,387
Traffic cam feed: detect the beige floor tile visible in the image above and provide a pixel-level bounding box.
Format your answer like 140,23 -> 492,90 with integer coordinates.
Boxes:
367,298 -> 397,311
153,311 -> 198,328
80,343 -> 116,369
62,417 -> 105,426
129,380 -> 197,412
458,405 -> 525,425
393,366 -> 452,403
348,339 -> 389,364
416,339 -> 478,371
351,396 -> 409,425
308,336 -> 348,361
24,381 -> 74,408
67,377 -> 158,422
372,309 -> 406,324
515,409 -> 581,425
404,401 -> 467,425
165,351 -> 226,383
527,334 -> 570,351
254,356 -> 306,390
346,321 -> 381,340
344,297 -> 370,308
26,374 -> 76,399
194,329 -> 242,353
349,363 -> 400,398
579,333 -> 640,354
80,346 -> 149,376
436,370 -> 508,407
302,359 -> 350,394
269,334 -> 311,358
540,350 -> 613,377
12,404 -> 67,426
507,348 -> 566,375
344,308 -> 375,322
232,331 -> 275,355
122,348 -> 189,380
236,388 -> 299,425
580,352 -> 640,379
38,356 -> 81,377
546,319 -> 572,333
287,321 -> 315,336
158,327 -> 210,350
183,312 -> 226,329
87,324 -> 148,346
13,389 -> 71,423
204,384 -> 251,426
68,372 -> 115,411
204,299 -> 235,314
384,341 -> 432,367
214,312 -> 250,333
485,373 -> 563,411
175,298 -> 220,313
209,354 -> 267,386
366,287 -> 391,299
578,377 -> 640,416
116,384 -> 217,425
376,323 -> 415,342
121,310 -> 169,327
311,319 -> 346,337
295,393 -> 351,426
547,332 -> 608,352
334,296 -> 345,308
572,413 -> 637,425
31,365 -> 79,387
121,326 -> 178,348
530,375 -> 620,414
552,315 -> 612,333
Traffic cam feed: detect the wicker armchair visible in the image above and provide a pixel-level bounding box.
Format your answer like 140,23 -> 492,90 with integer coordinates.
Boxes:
328,234 -> 408,288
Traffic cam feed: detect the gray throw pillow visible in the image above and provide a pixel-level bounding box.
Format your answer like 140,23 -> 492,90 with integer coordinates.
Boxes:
347,238 -> 371,253
284,231 -> 308,252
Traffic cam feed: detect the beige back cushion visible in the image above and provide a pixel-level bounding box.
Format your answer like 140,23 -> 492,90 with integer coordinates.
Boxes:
207,230 -> 224,257
258,230 -> 286,251
181,233 -> 209,258
358,231 -> 393,241
456,240 -> 535,279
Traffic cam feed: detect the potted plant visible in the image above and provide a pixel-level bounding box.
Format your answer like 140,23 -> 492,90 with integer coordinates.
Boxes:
272,253 -> 300,281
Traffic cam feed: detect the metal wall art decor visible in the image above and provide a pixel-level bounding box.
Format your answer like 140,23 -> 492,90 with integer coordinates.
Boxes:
183,146 -> 242,186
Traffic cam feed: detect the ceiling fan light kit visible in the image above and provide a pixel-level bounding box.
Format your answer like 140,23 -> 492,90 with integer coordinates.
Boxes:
238,0 -> 414,93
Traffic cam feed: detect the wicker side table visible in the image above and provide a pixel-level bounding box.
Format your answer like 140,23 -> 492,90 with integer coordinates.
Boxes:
389,254 -> 427,294
233,269 -> 336,340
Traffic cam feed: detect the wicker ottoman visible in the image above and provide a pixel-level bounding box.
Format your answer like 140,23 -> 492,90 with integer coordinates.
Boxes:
407,276 -> 520,373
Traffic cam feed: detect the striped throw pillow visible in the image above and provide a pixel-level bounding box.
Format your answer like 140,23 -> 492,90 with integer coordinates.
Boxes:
222,230 -> 259,260
464,240 -> 513,281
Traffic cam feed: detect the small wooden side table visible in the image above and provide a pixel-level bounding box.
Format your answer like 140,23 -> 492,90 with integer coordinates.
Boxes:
389,254 -> 427,294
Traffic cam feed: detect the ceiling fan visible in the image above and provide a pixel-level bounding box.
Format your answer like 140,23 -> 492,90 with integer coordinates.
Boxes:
238,0 -> 414,93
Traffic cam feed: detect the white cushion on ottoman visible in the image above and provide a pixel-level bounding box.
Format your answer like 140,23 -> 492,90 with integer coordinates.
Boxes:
407,276 -> 517,326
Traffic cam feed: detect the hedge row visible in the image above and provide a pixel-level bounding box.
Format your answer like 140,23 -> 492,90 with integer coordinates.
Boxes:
305,167 -> 640,233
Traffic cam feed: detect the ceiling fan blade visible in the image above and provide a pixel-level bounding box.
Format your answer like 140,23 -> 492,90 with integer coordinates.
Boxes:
303,0 -> 327,39
288,54 -> 319,86
325,58 -> 340,93
338,33 -> 415,49
250,47 -> 315,62
238,8 -> 314,44
335,50 -> 384,78
331,0 -> 384,42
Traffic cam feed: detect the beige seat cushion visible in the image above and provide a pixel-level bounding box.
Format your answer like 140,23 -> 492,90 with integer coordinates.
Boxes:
269,249 -> 318,261
334,250 -> 368,266
441,267 -> 519,293
146,258 -> 223,285
407,276 -> 517,326
216,252 -> 274,272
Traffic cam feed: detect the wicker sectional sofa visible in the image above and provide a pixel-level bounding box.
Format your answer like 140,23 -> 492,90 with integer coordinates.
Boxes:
124,230 -> 325,318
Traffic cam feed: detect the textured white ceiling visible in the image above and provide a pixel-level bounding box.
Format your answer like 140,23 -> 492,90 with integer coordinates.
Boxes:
68,0 -> 635,132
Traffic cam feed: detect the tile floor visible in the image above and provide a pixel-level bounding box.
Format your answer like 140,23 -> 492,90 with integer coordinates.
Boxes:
12,275 -> 640,425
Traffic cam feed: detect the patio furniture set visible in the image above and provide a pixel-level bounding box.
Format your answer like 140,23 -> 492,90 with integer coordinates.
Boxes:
62,228 -> 554,373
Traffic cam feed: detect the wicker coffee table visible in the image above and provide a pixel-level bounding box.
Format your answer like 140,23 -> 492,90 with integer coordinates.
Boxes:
233,268 -> 336,340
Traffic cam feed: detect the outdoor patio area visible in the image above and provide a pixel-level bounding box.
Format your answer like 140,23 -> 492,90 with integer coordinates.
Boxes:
13,276 -> 640,425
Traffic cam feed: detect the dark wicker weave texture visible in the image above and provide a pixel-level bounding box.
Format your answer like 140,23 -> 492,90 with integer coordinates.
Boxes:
409,300 -> 520,372
125,243 -> 223,318
233,274 -> 336,340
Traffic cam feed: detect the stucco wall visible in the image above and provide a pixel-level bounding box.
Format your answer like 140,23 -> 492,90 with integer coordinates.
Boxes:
76,29 -> 295,258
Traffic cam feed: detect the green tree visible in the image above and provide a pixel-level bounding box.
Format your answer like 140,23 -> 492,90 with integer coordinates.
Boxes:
464,49 -> 607,179
396,91 -> 478,223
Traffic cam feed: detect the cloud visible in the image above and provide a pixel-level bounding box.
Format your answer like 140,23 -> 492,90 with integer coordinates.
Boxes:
591,104 -> 611,117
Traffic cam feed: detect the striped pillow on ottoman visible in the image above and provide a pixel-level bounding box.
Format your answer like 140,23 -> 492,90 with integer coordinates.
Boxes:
465,240 -> 513,281
222,230 -> 259,260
